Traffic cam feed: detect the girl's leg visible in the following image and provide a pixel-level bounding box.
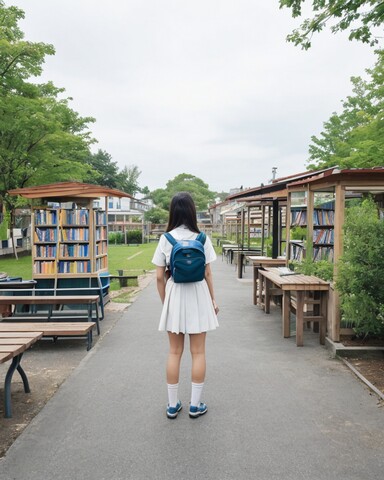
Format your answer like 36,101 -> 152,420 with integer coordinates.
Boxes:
189,333 -> 207,409
167,332 -> 184,385
189,332 -> 206,383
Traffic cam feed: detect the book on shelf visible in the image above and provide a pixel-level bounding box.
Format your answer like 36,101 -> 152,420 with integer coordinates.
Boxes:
33,260 -> 56,274
34,245 -> 57,258
34,227 -> 57,242
291,210 -> 307,226
95,211 -> 107,225
95,227 -> 107,241
313,209 -> 334,226
34,209 -> 57,225
58,260 -> 91,274
313,229 -> 334,244
59,244 -> 89,257
59,209 -> 89,225
60,228 -> 89,241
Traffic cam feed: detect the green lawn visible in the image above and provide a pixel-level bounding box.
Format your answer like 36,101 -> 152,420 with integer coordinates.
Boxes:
0,243 -> 158,285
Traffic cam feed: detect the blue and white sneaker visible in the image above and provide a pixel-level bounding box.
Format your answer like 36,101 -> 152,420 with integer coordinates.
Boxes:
189,402 -> 208,418
166,400 -> 182,419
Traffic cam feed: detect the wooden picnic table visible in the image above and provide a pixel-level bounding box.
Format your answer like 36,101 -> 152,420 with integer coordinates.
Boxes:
0,331 -> 43,418
0,295 -> 100,335
246,256 -> 287,304
258,268 -> 330,347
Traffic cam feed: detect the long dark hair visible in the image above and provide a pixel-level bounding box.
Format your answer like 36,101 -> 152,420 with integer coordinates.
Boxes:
166,192 -> 200,233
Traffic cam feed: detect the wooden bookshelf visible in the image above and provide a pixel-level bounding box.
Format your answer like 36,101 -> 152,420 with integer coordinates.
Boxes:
287,191 -> 335,263
32,201 -> 108,280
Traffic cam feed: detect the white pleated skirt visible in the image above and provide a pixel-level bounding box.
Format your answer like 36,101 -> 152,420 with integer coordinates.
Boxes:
159,278 -> 219,334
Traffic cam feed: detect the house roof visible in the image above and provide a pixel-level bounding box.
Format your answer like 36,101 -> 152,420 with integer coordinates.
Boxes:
8,182 -> 133,200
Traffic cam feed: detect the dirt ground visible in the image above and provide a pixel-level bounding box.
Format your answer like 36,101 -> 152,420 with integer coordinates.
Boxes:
0,274 -> 153,458
1,286 -> 383,457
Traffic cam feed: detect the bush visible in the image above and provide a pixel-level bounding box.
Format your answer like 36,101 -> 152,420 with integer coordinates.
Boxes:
290,258 -> 334,282
336,197 -> 384,337
126,230 -> 142,244
109,232 -> 124,244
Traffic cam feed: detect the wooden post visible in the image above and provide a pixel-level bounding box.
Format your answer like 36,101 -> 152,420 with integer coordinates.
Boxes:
272,199 -> 279,259
261,205 -> 266,256
286,192 -> 291,263
330,183 -> 345,342
306,189 -> 314,260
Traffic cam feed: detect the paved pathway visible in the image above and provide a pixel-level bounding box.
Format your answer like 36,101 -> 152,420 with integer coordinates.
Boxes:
1,260 -> 383,479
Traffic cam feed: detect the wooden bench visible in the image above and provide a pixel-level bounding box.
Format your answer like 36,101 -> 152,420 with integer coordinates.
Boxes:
0,294 -> 100,335
0,331 -> 43,418
0,322 -> 96,351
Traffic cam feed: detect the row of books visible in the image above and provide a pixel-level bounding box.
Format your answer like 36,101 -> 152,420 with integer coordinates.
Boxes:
313,246 -> 334,261
34,228 -> 57,242
33,261 -> 56,274
95,211 -> 107,225
95,227 -> 107,241
58,260 -> 91,273
34,210 -> 58,225
34,245 -> 57,258
291,210 -> 307,226
313,229 -> 334,244
96,256 -> 108,271
313,209 -> 334,226
59,244 -> 89,258
60,209 -> 89,225
60,228 -> 89,241
290,243 -> 304,261
96,241 -> 108,256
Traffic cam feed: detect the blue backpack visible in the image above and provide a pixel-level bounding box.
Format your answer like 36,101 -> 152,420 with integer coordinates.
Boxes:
164,232 -> 206,283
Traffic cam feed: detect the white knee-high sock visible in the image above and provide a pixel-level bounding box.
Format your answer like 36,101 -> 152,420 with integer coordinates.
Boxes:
167,383 -> 179,407
190,382 -> 204,407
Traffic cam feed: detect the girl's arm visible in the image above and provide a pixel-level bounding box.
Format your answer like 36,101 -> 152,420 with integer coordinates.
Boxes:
156,266 -> 167,303
205,263 -> 219,314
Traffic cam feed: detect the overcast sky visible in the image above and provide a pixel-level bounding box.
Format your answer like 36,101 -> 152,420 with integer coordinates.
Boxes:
10,0 -> 377,194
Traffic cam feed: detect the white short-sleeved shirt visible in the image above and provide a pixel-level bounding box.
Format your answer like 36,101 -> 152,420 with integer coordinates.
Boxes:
152,225 -> 218,334
152,225 -> 217,268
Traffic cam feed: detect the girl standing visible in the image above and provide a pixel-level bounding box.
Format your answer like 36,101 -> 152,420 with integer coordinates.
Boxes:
152,192 -> 219,419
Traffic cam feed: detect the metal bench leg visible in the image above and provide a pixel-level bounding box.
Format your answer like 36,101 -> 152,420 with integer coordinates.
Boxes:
4,353 -> 30,418
87,330 -> 93,351
89,304 -> 100,335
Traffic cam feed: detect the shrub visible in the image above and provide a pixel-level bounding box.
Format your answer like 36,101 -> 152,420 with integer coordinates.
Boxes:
336,197 -> 384,337
290,258 -> 334,282
126,230 -> 142,244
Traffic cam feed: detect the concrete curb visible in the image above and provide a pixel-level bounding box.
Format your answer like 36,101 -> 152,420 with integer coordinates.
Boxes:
325,337 -> 384,357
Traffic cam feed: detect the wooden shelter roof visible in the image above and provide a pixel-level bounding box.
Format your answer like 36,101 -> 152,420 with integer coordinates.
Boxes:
288,167 -> 384,190
8,182 -> 133,200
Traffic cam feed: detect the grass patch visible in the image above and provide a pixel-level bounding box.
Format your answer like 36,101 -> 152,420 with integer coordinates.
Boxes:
0,255 -> 33,279
112,291 -> 133,303
0,243 -> 158,282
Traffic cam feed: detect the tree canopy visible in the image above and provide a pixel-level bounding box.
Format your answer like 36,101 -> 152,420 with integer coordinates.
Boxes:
308,49 -> 384,169
280,0 -> 384,49
151,174 -> 216,211
0,0 -> 95,210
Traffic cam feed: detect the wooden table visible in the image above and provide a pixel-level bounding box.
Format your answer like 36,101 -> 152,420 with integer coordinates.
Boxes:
247,256 -> 287,305
0,295 -> 100,335
0,331 -> 43,418
258,268 -> 330,346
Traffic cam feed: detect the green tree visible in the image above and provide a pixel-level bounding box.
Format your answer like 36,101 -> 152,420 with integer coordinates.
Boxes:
280,0 -> 384,49
84,149 -> 120,188
151,173 -> 216,211
308,50 -> 384,169
144,206 -> 169,224
116,165 -> 141,196
0,1 -> 95,256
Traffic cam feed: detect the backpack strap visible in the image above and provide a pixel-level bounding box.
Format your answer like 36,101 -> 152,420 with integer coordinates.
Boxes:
164,232 -> 177,246
196,232 -> 206,245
